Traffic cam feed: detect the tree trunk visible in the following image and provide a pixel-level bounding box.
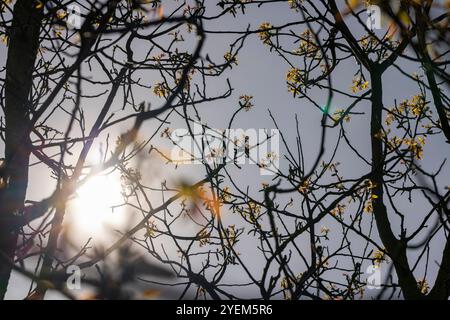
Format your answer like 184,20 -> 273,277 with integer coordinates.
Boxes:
369,67 -> 422,299
0,0 -> 43,299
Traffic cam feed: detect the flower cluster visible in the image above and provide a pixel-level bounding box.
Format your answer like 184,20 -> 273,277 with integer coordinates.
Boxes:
144,220 -> 158,239
417,279 -> 430,295
286,68 -> 304,96
238,94 -> 254,111
234,201 -> 262,226
288,0 -> 304,11
293,29 -> 318,57
258,22 -> 273,45
224,51 -> 238,66
220,186 -> 232,202
350,77 -> 369,93
153,82 -> 168,98
332,108 -> 351,123
372,248 -> 389,266
330,203 -> 346,219
197,229 -> 211,247
297,178 -> 311,194
403,137 -> 426,160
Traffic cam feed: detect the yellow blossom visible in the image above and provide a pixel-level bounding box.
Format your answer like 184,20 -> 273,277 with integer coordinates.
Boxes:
258,22 -> 273,45
197,229 -> 210,247
293,29 -> 318,57
417,279 -> 430,294
288,0 -> 303,11
320,226 -> 330,235
35,0 -> 44,9
238,95 -> 254,111
298,179 -> 310,194
220,186 -> 232,202
153,82 -> 168,98
350,77 -> 369,93
364,199 -> 373,213
224,51 -> 238,65
403,137 -> 424,160
333,108 -> 351,122
372,248 -> 388,266
144,220 -> 158,238
385,111 -> 394,126
0,34 -> 8,46
330,204 -> 346,218
286,68 -> 304,95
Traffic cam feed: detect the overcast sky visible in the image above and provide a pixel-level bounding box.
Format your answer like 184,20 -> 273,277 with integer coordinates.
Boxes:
2,0 -> 449,299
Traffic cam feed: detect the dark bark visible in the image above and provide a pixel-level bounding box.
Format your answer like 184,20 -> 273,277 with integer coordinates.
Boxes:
370,67 -> 422,299
0,0 -> 43,299
428,233 -> 450,299
415,8 -> 450,143
416,7 -> 450,143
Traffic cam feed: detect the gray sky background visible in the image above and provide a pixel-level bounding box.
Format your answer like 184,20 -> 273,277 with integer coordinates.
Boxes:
1,0 -> 449,299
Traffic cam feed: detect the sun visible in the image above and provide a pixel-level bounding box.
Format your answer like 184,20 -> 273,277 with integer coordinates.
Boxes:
69,173 -> 125,239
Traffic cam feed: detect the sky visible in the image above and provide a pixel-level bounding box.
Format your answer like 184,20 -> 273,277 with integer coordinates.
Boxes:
1,0 -> 449,299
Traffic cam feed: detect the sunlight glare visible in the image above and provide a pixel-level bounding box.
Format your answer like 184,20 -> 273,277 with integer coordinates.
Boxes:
70,173 -> 125,239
